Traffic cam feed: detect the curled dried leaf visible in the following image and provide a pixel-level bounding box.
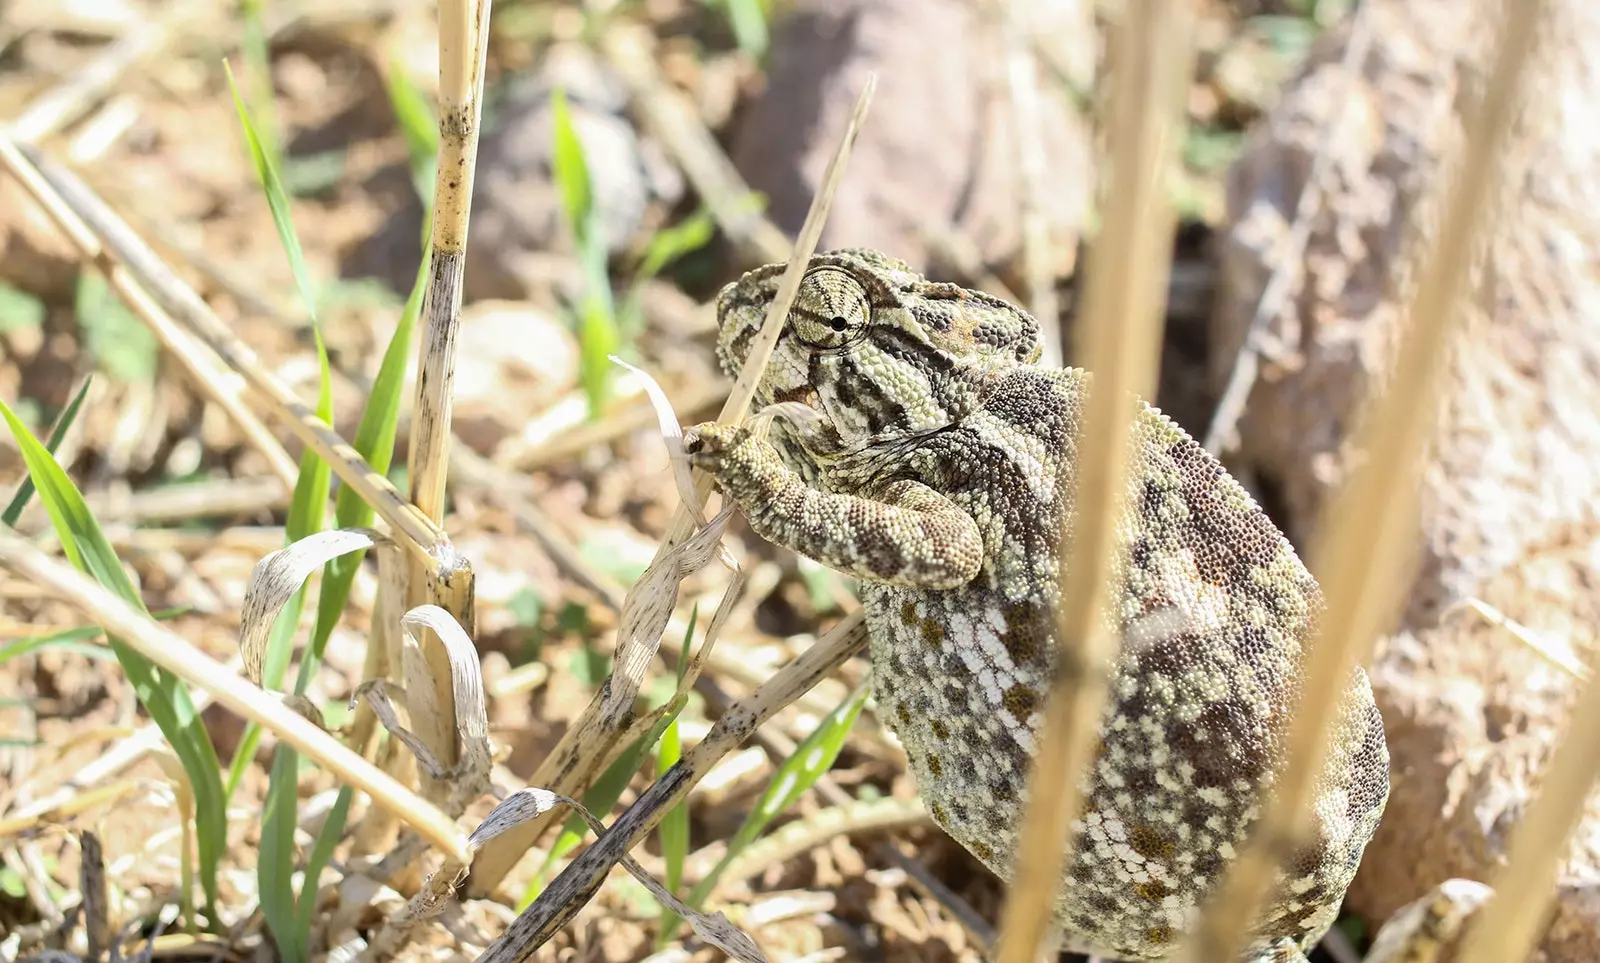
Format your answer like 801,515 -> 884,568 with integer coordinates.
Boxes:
239,528 -> 385,685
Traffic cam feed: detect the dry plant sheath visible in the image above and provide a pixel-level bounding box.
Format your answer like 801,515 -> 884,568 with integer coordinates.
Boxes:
0,529 -> 470,863
465,74 -> 878,896
475,613 -> 870,963
403,0 -> 493,809
992,3 -> 1192,959
0,136 -> 449,561
1173,0 -> 1545,958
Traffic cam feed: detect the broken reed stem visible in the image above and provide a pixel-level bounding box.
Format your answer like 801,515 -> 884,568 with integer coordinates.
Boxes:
1174,1 -> 1544,958
402,0 -> 493,809
1202,0 -> 1375,456
464,74 -> 878,897
475,612 -> 870,963
0,135 -> 449,561
992,5 -> 1192,961
0,529 -> 470,863
0,133 -> 298,489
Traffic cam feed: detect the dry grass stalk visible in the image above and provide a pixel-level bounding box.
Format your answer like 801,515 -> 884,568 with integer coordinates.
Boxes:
7,18 -> 170,144
402,0 -> 494,810
0,134 -> 298,489
0,528 -> 470,862
464,73 -> 879,897
1173,0 -> 1546,957
477,611 -> 871,963
992,2 -> 1193,959
0,136 -> 450,561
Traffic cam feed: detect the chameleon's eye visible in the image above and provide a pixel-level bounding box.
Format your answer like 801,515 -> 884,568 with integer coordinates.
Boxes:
792,267 -> 870,348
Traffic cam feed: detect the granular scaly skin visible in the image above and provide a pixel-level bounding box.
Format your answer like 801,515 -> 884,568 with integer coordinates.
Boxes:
685,250 -> 1390,961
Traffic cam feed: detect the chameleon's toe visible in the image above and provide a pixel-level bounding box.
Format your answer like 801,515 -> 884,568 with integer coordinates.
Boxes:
683,422 -> 756,474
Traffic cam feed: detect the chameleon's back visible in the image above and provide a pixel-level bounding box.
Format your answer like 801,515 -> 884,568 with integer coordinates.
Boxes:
856,364 -> 1389,961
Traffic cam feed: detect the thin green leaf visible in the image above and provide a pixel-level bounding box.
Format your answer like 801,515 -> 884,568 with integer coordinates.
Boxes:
259,749 -> 303,963
670,680 -> 871,942
3,375 -> 93,526
225,60 -> 318,322
549,88 -> 593,240
253,334 -> 333,963
0,400 -> 226,924
295,786 -> 353,932
383,59 -> 439,204
637,209 -> 716,284
653,612 -> 691,950
0,606 -> 186,667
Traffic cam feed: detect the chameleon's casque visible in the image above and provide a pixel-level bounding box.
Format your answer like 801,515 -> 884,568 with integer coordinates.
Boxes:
684,250 -> 1389,962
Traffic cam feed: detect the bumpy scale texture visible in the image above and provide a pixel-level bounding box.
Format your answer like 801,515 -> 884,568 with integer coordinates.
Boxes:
684,250 -> 1390,961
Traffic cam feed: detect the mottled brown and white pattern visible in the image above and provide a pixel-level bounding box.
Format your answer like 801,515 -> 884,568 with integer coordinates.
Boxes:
685,250 -> 1389,961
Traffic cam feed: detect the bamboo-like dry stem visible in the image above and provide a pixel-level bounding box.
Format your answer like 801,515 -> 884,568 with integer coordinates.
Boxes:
0,528 -> 470,863
991,4 -> 1192,960
1173,1 -> 1544,958
401,0 -> 493,810
464,74 -> 878,897
475,611 -> 870,963
0,134 -> 450,562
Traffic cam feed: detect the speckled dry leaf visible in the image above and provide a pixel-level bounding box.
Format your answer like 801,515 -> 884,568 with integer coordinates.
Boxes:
612,354 -> 702,524
239,528 -> 386,684
472,788 -> 769,963
401,603 -> 492,809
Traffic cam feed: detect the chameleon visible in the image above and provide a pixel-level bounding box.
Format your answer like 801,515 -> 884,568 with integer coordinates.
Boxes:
682,249 -> 1391,961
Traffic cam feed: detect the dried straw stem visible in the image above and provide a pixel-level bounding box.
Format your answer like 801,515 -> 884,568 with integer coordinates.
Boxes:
0,134 -> 298,489
1174,1 -> 1545,958
0,136 -> 449,561
992,3 -> 1192,960
464,74 -> 878,896
475,612 -> 870,963
0,528 -> 469,862
402,0 -> 493,808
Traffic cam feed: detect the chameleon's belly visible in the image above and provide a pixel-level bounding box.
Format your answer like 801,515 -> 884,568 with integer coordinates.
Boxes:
859,580 -> 1389,961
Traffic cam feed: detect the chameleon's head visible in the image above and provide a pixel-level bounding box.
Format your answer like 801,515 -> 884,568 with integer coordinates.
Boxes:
713,249 -> 1042,460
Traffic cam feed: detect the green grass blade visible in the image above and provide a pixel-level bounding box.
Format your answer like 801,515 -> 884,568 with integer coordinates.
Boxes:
550,88 -> 593,239
637,209 -> 716,283
383,59 -> 439,205
304,240 -> 427,681
224,60 -> 317,322
0,400 -> 226,924
3,375 -> 93,526
295,785 -> 353,932
259,749 -> 303,963
0,606 -> 187,667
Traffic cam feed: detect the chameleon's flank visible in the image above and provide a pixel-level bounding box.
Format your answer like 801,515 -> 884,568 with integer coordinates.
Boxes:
685,249 -> 1389,962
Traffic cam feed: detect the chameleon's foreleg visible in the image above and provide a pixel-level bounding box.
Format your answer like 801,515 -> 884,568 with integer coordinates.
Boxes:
685,422 -> 983,590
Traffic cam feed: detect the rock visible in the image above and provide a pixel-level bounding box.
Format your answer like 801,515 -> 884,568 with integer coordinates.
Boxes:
1213,1 -> 1600,958
464,43 -> 683,301
729,0 -> 1093,279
